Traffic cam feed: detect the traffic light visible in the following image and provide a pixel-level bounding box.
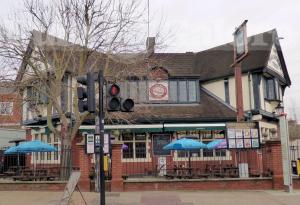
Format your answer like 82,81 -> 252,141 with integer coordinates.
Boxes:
107,83 -> 134,112
77,72 -> 96,113
107,84 -> 121,111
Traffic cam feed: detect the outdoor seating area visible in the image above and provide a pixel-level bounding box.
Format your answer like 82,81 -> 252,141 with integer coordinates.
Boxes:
164,164 -> 239,179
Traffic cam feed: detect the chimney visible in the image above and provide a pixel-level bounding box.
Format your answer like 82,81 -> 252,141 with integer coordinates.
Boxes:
146,37 -> 155,56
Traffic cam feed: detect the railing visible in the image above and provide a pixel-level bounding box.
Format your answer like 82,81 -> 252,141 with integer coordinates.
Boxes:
0,150 -> 61,181
121,147 -> 272,180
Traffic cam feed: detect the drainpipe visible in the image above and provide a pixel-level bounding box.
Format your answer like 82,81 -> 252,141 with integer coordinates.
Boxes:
248,72 -> 253,111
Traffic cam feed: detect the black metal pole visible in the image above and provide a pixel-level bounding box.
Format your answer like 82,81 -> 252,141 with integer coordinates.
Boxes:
98,70 -> 105,205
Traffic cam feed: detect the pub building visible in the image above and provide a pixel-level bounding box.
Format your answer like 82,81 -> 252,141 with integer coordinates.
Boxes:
79,29 -> 290,180
21,29 -> 292,190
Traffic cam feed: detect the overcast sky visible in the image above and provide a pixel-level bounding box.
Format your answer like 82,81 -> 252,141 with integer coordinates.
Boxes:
1,0 -> 300,119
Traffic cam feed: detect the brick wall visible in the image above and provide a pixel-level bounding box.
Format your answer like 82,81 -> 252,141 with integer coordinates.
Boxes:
0,92 -> 22,126
124,178 -> 273,191
0,182 -> 66,191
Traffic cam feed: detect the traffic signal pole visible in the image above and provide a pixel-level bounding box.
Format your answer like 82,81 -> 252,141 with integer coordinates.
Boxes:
98,70 -> 106,205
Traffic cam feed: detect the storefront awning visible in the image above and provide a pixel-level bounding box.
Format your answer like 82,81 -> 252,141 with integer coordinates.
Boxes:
79,124 -> 164,133
79,123 -> 226,133
163,123 -> 226,131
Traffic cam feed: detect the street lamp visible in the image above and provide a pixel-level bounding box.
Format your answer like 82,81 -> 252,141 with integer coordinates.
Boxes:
275,102 -> 293,193
275,103 -> 284,115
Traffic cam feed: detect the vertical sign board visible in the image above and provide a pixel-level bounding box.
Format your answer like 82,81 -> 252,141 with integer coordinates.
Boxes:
94,134 -> 100,153
85,134 -> 95,154
59,171 -> 81,205
103,133 -> 109,154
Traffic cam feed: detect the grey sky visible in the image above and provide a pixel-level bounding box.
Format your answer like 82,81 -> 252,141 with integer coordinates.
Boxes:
1,0 -> 300,118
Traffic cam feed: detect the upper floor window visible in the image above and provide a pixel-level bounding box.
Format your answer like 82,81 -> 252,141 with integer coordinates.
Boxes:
224,79 -> 230,104
120,79 -> 199,104
0,102 -> 13,115
263,77 -> 281,101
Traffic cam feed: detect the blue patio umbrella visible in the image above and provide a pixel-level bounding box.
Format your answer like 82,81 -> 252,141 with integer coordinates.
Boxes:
163,138 -> 207,173
206,139 -> 227,150
4,140 -> 57,176
16,140 -> 57,153
163,138 -> 207,150
4,140 -> 57,154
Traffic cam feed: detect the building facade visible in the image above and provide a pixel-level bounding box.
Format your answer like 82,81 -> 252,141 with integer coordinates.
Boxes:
16,29 -> 292,190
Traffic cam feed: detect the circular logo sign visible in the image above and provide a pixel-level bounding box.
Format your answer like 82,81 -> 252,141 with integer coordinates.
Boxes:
150,83 -> 168,99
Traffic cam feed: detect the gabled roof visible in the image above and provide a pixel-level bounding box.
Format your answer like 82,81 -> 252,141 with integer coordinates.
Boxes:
150,29 -> 291,85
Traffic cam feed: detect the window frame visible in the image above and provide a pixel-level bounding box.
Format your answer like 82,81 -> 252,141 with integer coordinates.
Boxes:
121,133 -> 150,162
128,79 -> 200,104
0,102 -> 13,115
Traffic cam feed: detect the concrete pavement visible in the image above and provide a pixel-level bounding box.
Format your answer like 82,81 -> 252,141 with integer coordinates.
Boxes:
0,190 -> 300,205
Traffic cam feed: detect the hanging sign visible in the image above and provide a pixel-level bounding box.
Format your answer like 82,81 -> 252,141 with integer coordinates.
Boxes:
149,81 -> 169,101
233,20 -> 248,63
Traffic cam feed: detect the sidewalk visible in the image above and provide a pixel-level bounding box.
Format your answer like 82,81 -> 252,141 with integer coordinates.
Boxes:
0,190 -> 300,205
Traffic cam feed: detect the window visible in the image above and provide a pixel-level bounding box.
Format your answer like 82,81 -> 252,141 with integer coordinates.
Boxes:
0,102 -> 13,115
138,81 -> 147,103
188,81 -> 197,102
121,133 -> 147,159
124,79 -> 199,104
263,77 -> 281,101
224,79 -> 230,104
178,81 -> 188,102
169,81 -> 178,102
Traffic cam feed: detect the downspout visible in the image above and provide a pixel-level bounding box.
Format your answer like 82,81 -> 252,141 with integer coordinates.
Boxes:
248,72 -> 253,111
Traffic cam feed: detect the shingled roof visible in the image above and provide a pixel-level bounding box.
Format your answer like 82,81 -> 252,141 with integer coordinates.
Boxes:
107,87 -> 236,123
150,29 -> 291,85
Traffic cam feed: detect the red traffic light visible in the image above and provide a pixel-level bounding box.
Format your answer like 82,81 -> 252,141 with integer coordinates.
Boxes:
109,84 -> 120,96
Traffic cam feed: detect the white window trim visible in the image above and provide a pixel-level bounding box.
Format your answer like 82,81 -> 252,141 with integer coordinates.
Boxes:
121,133 -> 152,162
0,102 -> 13,115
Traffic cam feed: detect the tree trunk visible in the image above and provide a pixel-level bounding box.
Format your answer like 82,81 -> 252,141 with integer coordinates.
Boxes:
60,123 -> 72,180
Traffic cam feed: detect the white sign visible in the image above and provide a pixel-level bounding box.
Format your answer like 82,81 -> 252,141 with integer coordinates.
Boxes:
86,134 -> 95,154
149,81 -> 168,101
104,134 -> 109,154
157,157 -> 167,176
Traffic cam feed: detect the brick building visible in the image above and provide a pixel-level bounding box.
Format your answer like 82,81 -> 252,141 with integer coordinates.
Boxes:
0,83 -> 25,148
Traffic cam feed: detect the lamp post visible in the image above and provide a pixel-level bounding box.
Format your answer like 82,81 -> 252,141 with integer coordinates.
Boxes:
275,103 -> 293,193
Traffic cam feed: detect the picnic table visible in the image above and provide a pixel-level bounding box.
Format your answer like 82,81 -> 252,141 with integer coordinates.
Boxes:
12,168 -> 58,181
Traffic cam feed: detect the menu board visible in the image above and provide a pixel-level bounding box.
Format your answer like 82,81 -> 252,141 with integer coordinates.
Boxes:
152,134 -> 171,156
227,128 -> 260,149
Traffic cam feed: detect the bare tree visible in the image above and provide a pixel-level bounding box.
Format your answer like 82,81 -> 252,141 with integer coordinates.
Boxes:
0,0 -> 165,179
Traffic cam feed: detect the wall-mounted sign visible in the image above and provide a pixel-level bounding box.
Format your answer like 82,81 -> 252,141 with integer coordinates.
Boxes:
149,81 -> 168,101
86,134 -> 95,154
226,122 -> 260,149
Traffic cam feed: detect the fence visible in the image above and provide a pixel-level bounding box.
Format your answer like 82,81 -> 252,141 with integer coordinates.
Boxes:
122,147 -> 273,179
0,149 -> 61,181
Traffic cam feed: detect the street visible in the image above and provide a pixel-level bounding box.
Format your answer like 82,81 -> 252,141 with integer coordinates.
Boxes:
0,190 -> 300,205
